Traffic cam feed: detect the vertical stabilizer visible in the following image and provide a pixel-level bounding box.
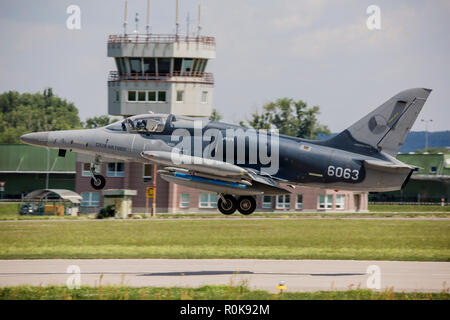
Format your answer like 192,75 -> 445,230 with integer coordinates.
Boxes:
325,88 -> 432,156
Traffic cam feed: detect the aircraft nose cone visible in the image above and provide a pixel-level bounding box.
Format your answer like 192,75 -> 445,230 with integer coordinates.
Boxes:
20,132 -> 49,147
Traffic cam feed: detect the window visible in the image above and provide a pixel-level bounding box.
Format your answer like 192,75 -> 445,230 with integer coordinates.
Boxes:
201,91 -> 208,103
128,90 -> 166,103
157,58 -> 171,75
199,193 -> 217,208
143,58 -> 156,74
180,193 -> 190,208
148,91 -> 156,102
296,194 -> 303,210
115,58 -> 125,74
158,91 -> 167,102
276,195 -> 290,209
129,58 -> 142,74
199,59 -> 207,72
430,166 -> 437,174
445,158 -> 450,169
176,90 -> 184,102
107,162 -> 124,177
181,58 -> 193,74
115,90 -> 120,102
318,195 -> 333,209
173,58 -> 182,73
262,196 -> 272,209
81,192 -> 100,207
128,91 -> 137,102
138,91 -> 146,102
82,163 -> 101,177
143,164 -> 152,183
336,195 -> 345,210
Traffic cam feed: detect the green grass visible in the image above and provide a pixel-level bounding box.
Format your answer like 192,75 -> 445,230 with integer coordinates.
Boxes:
0,219 -> 449,261
0,203 -> 20,217
368,204 -> 450,212
0,284 -> 448,300
1,202 -> 449,221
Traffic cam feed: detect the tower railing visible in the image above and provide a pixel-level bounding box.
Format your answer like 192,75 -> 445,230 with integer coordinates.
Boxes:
108,71 -> 214,85
108,34 -> 215,48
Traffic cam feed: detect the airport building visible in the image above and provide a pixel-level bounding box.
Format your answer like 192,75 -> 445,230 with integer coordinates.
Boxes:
370,153 -> 450,203
0,144 -> 76,199
73,16 -> 368,214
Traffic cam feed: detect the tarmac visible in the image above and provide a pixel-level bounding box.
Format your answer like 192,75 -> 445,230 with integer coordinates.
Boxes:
0,259 -> 449,293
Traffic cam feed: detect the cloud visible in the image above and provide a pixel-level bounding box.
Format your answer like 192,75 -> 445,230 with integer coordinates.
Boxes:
289,5 -> 417,60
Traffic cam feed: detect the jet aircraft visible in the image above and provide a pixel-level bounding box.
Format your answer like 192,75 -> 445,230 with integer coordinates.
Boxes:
20,88 -> 432,215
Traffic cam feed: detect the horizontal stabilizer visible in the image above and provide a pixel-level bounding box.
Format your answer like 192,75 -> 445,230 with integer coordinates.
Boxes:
364,159 -> 413,174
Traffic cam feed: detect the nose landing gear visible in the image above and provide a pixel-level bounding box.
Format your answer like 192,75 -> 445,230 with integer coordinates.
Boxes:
90,174 -> 106,190
217,194 -> 256,216
89,156 -> 106,190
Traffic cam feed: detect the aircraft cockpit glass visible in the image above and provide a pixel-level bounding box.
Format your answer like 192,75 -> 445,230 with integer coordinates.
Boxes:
122,115 -> 167,133
105,120 -> 125,132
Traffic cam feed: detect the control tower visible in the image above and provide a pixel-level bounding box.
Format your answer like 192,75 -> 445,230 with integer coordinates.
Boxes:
107,2 -> 216,117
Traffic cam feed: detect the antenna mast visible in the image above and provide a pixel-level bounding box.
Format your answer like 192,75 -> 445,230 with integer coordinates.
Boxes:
197,3 -> 202,37
186,12 -> 190,38
146,0 -> 151,35
175,0 -> 179,36
123,0 -> 128,35
134,12 -> 139,34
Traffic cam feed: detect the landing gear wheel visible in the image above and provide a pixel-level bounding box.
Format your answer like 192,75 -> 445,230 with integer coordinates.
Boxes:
90,174 -> 106,190
237,196 -> 256,215
217,195 -> 237,215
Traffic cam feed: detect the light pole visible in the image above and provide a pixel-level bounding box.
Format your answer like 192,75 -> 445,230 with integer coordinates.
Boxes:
420,119 -> 433,151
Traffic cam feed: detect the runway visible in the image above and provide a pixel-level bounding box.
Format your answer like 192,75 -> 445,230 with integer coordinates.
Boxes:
0,259 -> 449,293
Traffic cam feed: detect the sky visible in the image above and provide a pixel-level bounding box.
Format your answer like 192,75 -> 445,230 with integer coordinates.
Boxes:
0,0 -> 449,133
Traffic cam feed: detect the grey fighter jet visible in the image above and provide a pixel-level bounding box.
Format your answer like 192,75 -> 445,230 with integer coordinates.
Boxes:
20,88 -> 432,215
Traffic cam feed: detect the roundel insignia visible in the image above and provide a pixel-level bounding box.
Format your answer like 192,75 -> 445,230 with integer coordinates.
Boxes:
368,114 -> 388,134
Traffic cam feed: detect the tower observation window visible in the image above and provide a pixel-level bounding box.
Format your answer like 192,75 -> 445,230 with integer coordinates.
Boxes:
200,60 -> 207,72
173,58 -> 182,73
181,59 -> 193,74
115,58 -> 125,75
143,58 -> 155,74
129,58 -> 142,74
157,58 -> 171,75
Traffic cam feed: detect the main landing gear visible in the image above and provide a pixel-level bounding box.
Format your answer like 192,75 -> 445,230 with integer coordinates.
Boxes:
217,194 -> 256,215
89,156 -> 106,190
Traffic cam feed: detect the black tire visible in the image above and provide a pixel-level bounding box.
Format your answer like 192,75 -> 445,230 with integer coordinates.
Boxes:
90,174 -> 106,190
237,196 -> 256,215
217,195 -> 237,215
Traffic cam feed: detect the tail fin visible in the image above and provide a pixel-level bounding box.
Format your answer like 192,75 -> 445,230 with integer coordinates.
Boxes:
324,88 -> 432,156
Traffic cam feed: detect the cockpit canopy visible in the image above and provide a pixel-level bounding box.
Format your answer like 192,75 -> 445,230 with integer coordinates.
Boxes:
106,114 -> 168,133
105,113 -> 211,133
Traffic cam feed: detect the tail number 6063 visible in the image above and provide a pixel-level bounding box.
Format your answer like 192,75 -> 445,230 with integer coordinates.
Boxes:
327,165 -> 359,180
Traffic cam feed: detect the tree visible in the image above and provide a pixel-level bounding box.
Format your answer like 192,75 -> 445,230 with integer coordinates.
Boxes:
83,115 -> 120,129
0,89 -> 82,143
244,98 -> 330,139
209,109 -> 222,121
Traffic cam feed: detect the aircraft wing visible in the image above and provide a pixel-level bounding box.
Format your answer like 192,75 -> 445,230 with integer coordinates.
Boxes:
140,151 -> 289,195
